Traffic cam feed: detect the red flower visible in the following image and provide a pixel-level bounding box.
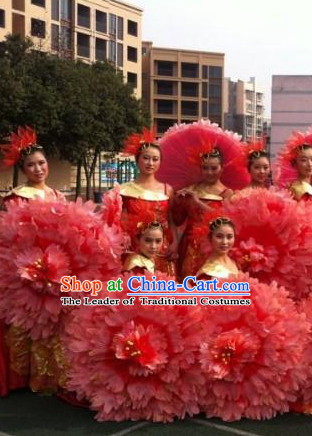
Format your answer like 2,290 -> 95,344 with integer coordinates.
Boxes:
0,198 -> 123,339
62,272 -> 205,422
198,273 -> 310,421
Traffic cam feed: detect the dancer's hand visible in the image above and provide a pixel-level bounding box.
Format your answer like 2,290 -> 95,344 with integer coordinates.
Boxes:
165,241 -> 179,260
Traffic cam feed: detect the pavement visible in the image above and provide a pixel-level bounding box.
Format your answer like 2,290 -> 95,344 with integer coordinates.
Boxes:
1,390 -> 311,436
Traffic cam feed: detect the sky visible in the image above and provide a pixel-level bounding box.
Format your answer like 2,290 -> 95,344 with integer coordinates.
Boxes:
131,0 -> 312,116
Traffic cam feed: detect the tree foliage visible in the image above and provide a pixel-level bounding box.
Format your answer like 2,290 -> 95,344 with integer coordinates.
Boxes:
0,35 -> 150,198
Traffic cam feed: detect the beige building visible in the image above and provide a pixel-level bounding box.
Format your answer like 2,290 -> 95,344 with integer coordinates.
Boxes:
0,0 -> 142,194
0,0 -> 142,97
271,75 -> 312,159
142,41 -> 224,135
224,77 -> 265,141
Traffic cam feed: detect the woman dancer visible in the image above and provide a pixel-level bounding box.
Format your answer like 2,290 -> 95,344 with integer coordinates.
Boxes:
274,128 -> 312,200
0,126 -> 64,396
196,216 -> 238,280
123,221 -> 164,274
156,121 -> 248,280
120,127 -> 178,276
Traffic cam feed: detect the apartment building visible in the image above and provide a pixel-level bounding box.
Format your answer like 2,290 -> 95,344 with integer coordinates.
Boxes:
224,77 -> 265,141
142,41 -> 225,135
0,0 -> 142,97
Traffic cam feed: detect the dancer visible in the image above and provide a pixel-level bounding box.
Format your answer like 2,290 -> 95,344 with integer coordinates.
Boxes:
122,221 -> 164,274
157,121 -> 248,279
274,128 -> 312,200
0,126 -> 64,396
196,216 -> 238,280
120,127 -> 178,276
243,141 -> 271,189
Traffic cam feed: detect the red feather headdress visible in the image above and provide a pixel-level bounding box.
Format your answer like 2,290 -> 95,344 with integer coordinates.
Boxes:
0,126 -> 40,170
122,126 -> 159,157
157,120 -> 250,190
273,127 -> 312,187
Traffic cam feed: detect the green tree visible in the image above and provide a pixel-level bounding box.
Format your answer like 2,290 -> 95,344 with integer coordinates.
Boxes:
0,35 -> 150,198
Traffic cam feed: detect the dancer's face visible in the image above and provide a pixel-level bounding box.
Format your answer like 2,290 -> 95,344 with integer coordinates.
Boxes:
249,157 -> 270,185
295,148 -> 312,179
137,147 -> 161,175
210,224 -> 235,256
201,157 -> 222,184
22,151 -> 49,185
138,228 -> 164,258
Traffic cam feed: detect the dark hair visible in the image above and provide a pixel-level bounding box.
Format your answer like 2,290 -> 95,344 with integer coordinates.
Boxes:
209,217 -> 235,236
201,148 -> 223,166
136,221 -> 164,238
18,145 -> 46,170
135,143 -> 162,163
291,143 -> 312,167
248,150 -> 270,171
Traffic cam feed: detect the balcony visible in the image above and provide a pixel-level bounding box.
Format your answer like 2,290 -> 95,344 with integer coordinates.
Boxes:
181,82 -> 198,98
181,101 -> 198,117
181,62 -> 199,78
155,80 -> 177,96
155,100 -> 176,116
156,61 -> 177,77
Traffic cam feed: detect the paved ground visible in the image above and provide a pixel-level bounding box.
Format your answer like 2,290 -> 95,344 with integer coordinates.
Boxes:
1,391 -> 311,436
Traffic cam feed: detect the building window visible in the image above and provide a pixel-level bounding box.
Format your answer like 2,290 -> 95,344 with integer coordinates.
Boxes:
96,10 -> 107,33
156,81 -> 174,96
0,9 -> 5,28
61,0 -> 72,21
202,65 -> 208,79
31,0 -> 45,7
142,47 -> 147,56
77,32 -> 90,58
60,25 -> 72,50
95,38 -> 106,62
157,100 -> 174,115
77,4 -> 90,28
51,24 -> 59,50
127,46 -> 137,62
181,63 -> 199,78
12,13 -> 25,37
117,43 -> 123,67
31,18 -> 46,38
128,20 -> 138,36
52,0 -> 59,20
209,84 -> 222,98
117,16 -> 123,40
181,82 -> 198,97
209,66 -> 222,78
108,40 -> 116,63
109,13 -> 116,36
157,61 -> 175,76
127,72 -> 137,89
181,101 -> 198,116
12,0 -> 25,12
